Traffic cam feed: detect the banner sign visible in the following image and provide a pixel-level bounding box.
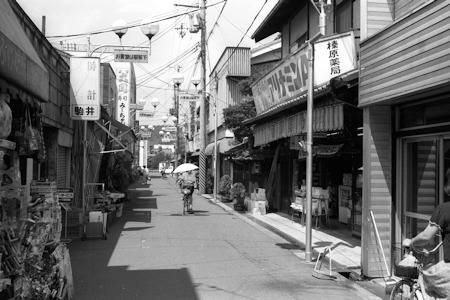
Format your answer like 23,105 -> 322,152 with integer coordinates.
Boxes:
70,57 -> 101,120
179,93 -> 200,101
116,67 -> 131,125
251,32 -> 356,115
136,110 -> 155,120
140,132 -> 153,139
114,50 -> 148,63
298,144 -> 344,159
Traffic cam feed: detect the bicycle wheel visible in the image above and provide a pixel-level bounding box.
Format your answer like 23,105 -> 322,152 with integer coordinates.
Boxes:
183,197 -> 188,215
390,279 -> 415,300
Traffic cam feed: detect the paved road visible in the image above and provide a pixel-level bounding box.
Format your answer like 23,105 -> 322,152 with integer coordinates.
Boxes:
68,170 -> 380,300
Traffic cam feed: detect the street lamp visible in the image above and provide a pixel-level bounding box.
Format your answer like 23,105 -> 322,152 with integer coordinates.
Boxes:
112,19 -> 128,45
191,76 -> 200,91
141,17 -> 160,55
172,71 -> 185,176
150,98 -> 160,111
161,115 -> 168,125
304,0 -> 331,263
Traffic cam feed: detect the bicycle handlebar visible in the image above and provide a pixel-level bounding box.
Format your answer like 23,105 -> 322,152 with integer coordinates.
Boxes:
403,238 -> 443,256
180,180 -> 194,186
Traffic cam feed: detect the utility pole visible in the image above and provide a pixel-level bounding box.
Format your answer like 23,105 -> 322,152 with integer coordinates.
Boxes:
198,0 -> 207,194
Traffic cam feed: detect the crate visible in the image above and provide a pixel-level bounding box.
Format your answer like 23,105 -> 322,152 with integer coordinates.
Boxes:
63,225 -> 82,239
61,210 -> 83,227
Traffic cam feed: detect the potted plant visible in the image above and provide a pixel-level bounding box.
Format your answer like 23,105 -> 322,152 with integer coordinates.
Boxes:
205,170 -> 213,194
230,182 -> 246,211
218,175 -> 232,202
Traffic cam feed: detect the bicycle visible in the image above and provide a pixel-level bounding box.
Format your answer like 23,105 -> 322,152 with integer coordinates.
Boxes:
180,180 -> 194,215
390,240 -> 443,300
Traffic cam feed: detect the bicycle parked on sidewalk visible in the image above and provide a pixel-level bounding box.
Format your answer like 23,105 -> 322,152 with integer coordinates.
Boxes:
390,240 -> 443,300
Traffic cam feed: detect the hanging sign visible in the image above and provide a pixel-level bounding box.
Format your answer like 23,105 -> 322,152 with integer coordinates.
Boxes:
179,93 -> 200,101
116,66 -> 131,126
56,187 -> 74,203
114,50 -> 148,63
70,57 -> 101,120
136,110 -> 155,120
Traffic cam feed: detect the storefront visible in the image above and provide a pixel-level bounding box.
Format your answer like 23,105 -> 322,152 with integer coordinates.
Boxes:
239,32 -> 362,232
0,0 -> 74,297
359,0 -> 450,277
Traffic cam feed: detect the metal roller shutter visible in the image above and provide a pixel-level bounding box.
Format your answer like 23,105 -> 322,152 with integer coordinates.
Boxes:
57,146 -> 68,187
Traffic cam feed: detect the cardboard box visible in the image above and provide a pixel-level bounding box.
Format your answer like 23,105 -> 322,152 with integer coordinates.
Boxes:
89,211 -> 103,223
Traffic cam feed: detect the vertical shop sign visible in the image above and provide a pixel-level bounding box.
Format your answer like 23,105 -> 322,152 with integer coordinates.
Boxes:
314,32 -> 356,87
69,57 -> 101,120
116,68 -> 131,126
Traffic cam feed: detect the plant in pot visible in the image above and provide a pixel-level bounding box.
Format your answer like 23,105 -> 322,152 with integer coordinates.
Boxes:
205,170 -> 213,194
230,182 -> 246,211
218,175 -> 232,202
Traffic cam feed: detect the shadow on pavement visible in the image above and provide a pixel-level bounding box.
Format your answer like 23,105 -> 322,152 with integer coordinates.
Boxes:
68,180 -> 199,300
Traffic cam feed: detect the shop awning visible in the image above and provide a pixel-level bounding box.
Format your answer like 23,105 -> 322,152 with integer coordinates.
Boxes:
253,103 -> 344,147
0,1 -> 49,101
205,138 -> 234,156
94,108 -> 137,153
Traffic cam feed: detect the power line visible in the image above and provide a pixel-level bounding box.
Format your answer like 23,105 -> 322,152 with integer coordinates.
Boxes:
46,0 -> 227,39
204,0 -> 269,91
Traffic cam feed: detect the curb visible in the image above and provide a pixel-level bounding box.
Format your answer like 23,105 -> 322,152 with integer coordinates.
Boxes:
203,195 -> 385,300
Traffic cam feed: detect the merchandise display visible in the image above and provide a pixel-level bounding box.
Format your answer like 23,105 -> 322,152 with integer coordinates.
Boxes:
0,141 -> 73,299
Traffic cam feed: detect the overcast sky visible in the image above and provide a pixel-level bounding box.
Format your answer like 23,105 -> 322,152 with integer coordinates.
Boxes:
17,0 -> 278,125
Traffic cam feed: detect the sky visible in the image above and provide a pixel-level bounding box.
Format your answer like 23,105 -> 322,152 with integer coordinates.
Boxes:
17,0 -> 279,126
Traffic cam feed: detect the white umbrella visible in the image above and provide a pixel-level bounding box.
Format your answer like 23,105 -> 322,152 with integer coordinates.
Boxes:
172,163 -> 199,174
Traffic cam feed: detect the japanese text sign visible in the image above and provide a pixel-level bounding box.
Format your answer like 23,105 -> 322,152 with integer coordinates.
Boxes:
70,57 -> 101,120
114,50 -> 148,63
116,67 -> 131,126
251,32 -> 356,115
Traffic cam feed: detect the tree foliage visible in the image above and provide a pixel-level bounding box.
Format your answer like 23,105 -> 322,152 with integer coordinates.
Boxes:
222,98 -> 256,142
150,150 -> 172,169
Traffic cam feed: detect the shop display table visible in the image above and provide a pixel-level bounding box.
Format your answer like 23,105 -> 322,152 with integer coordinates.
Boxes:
290,196 -> 331,228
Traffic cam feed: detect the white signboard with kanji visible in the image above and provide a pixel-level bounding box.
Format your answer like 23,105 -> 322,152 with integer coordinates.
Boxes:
70,57 -> 101,120
314,32 -> 356,87
116,67 -> 131,126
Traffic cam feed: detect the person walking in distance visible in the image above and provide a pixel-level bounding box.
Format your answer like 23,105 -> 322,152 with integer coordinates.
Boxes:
142,166 -> 149,184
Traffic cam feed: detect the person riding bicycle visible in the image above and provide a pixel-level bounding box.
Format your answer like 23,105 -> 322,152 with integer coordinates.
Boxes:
179,170 -> 196,209
403,170 -> 450,299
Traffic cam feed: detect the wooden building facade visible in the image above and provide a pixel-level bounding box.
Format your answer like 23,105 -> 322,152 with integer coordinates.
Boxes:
359,0 -> 450,277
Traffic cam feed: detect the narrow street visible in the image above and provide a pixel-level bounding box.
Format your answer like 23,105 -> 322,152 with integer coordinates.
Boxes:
66,170 -> 377,300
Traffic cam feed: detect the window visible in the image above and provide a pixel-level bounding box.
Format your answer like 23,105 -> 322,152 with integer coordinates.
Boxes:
289,5 -> 308,54
335,0 -> 360,33
398,98 -> 450,130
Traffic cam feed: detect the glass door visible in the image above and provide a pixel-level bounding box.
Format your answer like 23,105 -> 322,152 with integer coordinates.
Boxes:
400,136 -> 450,244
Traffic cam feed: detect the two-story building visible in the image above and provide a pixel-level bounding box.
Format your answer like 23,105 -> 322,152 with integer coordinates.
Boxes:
247,0 -> 362,236
359,0 -> 450,277
207,47 -> 252,181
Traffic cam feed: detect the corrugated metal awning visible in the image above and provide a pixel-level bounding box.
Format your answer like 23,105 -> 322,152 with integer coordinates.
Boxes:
253,104 -> 344,147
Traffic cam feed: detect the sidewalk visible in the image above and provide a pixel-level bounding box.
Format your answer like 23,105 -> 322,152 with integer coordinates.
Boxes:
198,192 -> 391,300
